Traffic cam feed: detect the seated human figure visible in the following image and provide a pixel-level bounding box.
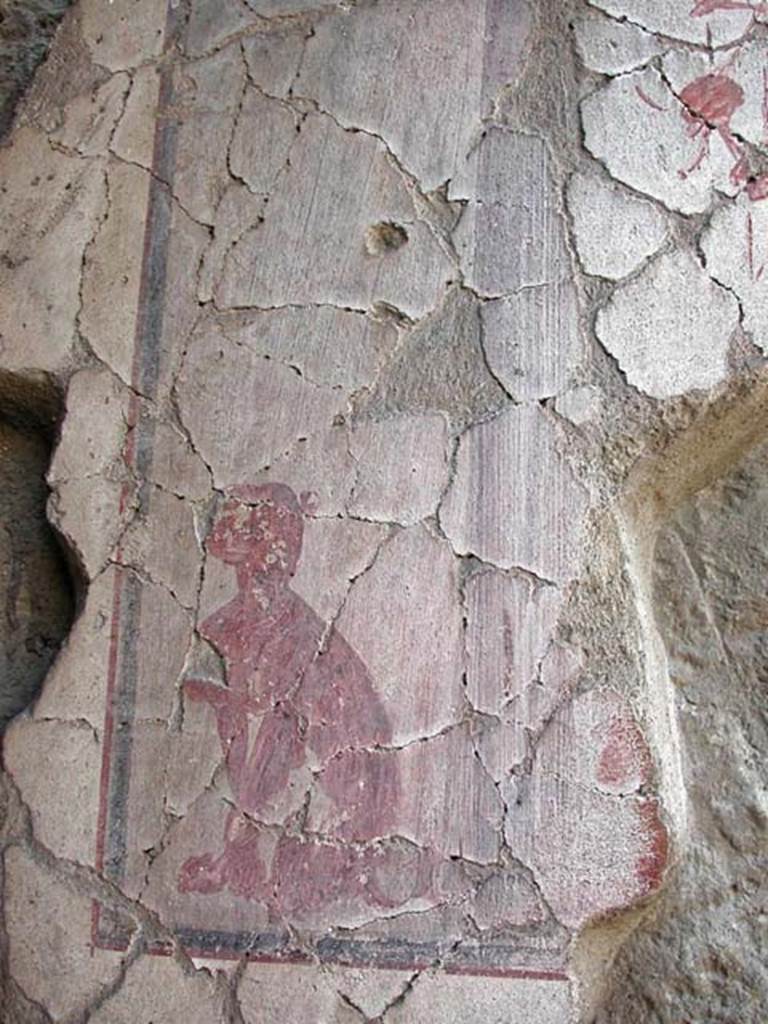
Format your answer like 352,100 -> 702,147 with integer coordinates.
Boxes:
177,482 -> 435,914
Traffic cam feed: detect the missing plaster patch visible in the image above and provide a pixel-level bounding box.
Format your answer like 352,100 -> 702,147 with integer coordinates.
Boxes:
0,370 -> 74,731
364,221 -> 409,256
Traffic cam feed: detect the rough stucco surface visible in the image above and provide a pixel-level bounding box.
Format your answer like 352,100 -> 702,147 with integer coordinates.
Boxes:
596,440 -> 768,1023
0,0 -> 767,1022
0,0 -> 72,136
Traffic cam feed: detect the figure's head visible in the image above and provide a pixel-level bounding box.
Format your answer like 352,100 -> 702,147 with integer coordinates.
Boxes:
206,483 -> 316,578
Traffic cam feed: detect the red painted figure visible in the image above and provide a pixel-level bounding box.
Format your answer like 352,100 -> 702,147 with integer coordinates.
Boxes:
177,483 -> 434,914
678,70 -> 747,181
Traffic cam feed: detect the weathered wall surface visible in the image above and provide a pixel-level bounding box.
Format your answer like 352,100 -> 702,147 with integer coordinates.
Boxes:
0,0 -> 73,136
597,438 -> 768,1022
0,1 -> 766,1022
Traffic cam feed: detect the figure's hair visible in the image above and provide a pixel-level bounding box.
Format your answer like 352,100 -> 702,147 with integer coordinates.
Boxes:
216,482 -> 318,575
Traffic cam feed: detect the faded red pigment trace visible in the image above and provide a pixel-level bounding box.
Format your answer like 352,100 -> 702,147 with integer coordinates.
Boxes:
677,62 -> 768,202
638,6 -> 768,283
678,70 -> 746,179
178,483 -> 436,914
691,0 -> 768,16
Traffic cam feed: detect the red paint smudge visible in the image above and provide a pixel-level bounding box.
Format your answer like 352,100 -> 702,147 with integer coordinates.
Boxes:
634,798 -> 670,893
678,73 -> 745,182
596,712 -> 652,794
635,84 -> 667,112
691,0 -> 768,15
747,175 -> 768,200
176,482 -> 429,915
680,74 -> 744,131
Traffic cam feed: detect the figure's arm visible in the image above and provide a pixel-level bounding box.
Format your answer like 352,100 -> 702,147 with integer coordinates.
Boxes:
234,710 -> 304,814
183,677 -> 260,716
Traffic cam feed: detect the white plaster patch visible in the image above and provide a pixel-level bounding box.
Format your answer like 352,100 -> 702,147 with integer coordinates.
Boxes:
330,966 -> 415,1021
595,250 -> 739,398
48,368 -> 129,485
172,47 -> 246,225
238,963 -> 360,1024
0,129 -> 107,375
581,67 -> 738,215
197,183 -> 267,303
308,725 -> 503,863
289,1 -> 530,193
555,385 -> 603,426
702,194 -> 768,353
80,160 -> 150,383
120,488 -> 202,609
51,475 -> 133,578
4,719 -> 101,864
476,641 -> 584,782
505,688 -> 667,930
30,569 -> 116,726
89,956 -> 225,1024
186,0 -> 255,56
150,422 -> 212,501
5,850 -> 132,1021
292,518 -> 389,623
575,8 -> 667,74
244,0 -> 338,12
586,0 -> 751,47
567,173 -> 668,280
242,29 -> 306,97
52,72 -> 130,158
247,428 -> 357,518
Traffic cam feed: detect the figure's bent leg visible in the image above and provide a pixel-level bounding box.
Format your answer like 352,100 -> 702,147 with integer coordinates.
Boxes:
178,810 -> 268,901
270,835 -> 367,916
268,834 -> 442,917
181,684 -> 304,901
270,747 -> 440,914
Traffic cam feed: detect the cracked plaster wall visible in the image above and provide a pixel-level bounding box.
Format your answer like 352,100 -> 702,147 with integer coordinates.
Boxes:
0,0 -> 767,1022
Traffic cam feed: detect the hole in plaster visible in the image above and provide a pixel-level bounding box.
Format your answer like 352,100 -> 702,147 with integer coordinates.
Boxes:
364,221 -> 409,256
0,370 -> 76,733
